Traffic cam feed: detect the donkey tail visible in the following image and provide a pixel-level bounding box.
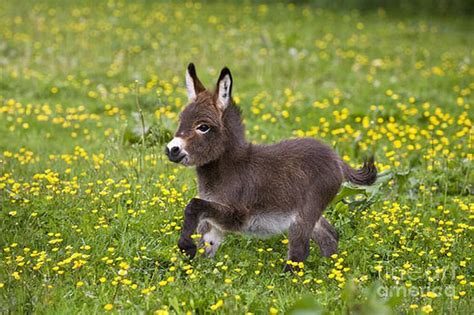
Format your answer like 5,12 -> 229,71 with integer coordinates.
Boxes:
342,156 -> 377,186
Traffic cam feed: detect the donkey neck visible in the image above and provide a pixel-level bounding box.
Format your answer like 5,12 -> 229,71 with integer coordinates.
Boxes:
196,103 -> 248,192
196,139 -> 248,176
195,137 -> 249,196
195,143 -> 249,201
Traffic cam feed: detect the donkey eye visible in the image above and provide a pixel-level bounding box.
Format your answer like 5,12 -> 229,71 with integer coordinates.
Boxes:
196,124 -> 210,133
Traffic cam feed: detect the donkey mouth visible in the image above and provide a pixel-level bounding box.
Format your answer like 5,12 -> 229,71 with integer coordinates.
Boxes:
169,154 -> 187,164
175,155 -> 186,163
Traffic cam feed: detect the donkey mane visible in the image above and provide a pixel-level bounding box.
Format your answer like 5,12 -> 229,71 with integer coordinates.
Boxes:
221,102 -> 246,148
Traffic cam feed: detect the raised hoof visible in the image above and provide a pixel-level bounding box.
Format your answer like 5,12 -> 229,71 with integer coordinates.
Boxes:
178,238 -> 197,259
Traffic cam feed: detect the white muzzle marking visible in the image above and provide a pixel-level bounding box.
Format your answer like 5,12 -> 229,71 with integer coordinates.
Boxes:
167,137 -> 189,165
167,137 -> 185,152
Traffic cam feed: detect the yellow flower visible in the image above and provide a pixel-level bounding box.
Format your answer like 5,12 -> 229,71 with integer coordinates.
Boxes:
119,262 -> 129,270
270,307 -> 278,314
210,299 -> 224,311
76,281 -> 84,287
104,304 -> 113,311
422,305 -> 433,313
426,291 -> 437,298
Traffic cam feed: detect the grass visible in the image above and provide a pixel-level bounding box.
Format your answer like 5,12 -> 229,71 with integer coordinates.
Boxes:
0,1 -> 472,314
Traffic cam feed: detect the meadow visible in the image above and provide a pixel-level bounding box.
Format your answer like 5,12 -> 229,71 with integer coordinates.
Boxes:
0,1 -> 472,314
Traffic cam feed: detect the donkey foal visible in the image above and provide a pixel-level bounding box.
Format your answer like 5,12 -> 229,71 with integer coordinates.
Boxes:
166,63 -> 377,271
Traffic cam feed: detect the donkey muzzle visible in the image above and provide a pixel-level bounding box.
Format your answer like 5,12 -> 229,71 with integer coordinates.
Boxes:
166,137 -> 187,163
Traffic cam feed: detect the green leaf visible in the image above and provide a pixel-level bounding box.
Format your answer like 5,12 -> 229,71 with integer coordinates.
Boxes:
169,296 -> 180,313
332,183 -> 367,205
333,170 -> 393,207
287,295 -> 324,315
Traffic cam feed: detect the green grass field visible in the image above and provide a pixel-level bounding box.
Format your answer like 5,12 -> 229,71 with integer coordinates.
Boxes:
0,1 -> 472,314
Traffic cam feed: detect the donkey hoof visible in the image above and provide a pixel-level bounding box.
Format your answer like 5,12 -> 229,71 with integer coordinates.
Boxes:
178,239 -> 197,259
320,247 -> 337,258
181,244 -> 197,258
283,264 -> 301,273
319,241 -> 338,258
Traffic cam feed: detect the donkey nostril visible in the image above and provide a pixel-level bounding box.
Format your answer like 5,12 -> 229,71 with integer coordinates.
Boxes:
171,146 -> 180,155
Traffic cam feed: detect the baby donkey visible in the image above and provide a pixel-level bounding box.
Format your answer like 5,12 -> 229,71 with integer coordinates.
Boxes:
166,64 -> 377,271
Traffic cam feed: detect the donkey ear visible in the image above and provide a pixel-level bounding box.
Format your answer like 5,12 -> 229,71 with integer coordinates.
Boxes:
185,63 -> 206,101
215,67 -> 233,110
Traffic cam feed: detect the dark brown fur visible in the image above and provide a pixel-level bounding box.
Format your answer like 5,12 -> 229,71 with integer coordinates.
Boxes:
166,63 -> 377,271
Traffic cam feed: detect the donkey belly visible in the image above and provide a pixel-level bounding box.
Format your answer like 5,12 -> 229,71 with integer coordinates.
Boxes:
242,212 -> 296,237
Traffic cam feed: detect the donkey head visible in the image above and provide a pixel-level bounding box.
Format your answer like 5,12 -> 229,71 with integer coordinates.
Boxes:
166,63 -> 238,167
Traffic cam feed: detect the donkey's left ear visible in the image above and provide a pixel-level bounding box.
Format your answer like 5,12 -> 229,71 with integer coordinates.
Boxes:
186,63 -> 206,101
215,67 -> 233,110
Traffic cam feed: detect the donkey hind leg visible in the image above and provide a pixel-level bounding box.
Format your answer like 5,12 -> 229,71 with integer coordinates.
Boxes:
312,216 -> 338,257
197,221 -> 224,258
284,219 -> 314,272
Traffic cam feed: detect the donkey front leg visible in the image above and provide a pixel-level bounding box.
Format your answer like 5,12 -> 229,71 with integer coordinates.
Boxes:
178,198 -> 247,258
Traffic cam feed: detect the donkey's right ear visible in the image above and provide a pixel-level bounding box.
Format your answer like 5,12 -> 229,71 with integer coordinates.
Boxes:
185,63 -> 206,101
